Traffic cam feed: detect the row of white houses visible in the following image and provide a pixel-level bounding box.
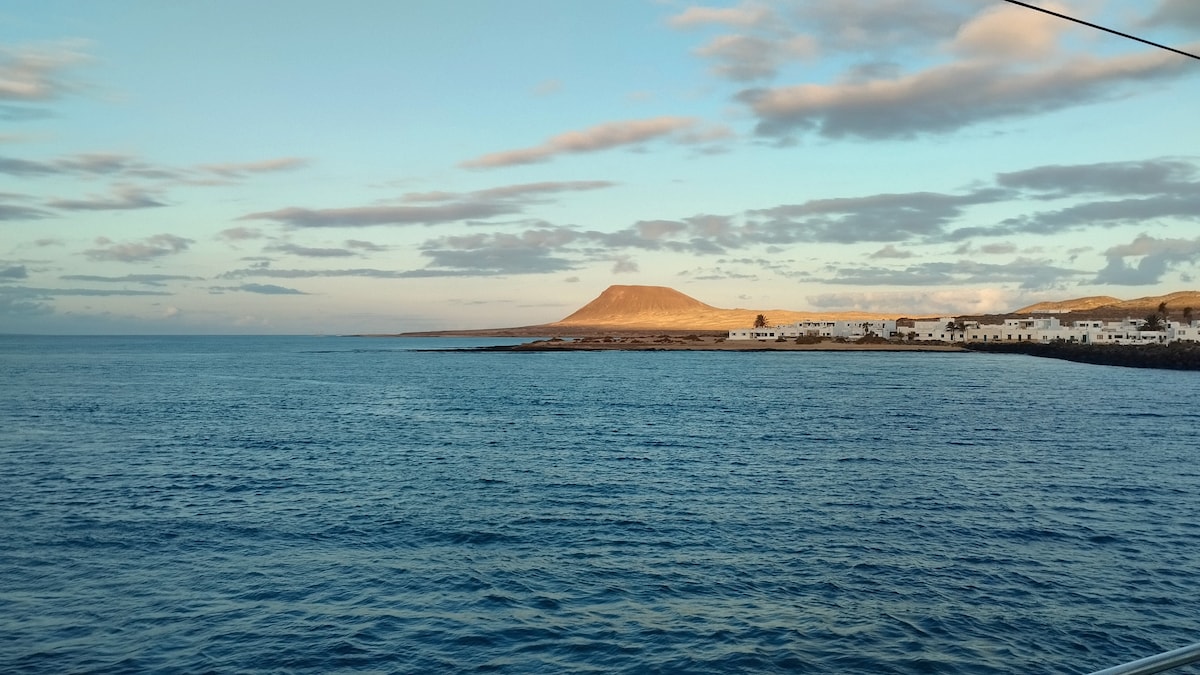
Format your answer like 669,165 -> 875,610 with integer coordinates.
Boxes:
729,316 -> 1200,345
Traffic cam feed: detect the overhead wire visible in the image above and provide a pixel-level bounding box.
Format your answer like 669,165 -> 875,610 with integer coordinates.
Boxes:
999,0 -> 1200,61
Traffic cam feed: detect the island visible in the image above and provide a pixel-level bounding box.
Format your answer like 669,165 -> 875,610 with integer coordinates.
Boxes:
382,284 -> 1200,368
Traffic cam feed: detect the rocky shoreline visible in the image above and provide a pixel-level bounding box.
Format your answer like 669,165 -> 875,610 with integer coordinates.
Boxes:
468,335 -> 965,352
964,340 -> 1200,370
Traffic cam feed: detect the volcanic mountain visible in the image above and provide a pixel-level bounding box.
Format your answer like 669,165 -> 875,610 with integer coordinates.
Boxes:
394,285 -> 1200,337
546,285 -> 896,331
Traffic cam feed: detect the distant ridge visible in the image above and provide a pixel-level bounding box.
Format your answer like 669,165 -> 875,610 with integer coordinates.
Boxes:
1012,296 -> 1121,314
1015,290 -> 1200,316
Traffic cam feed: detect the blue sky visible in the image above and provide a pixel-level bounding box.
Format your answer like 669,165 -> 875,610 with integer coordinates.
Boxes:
2,0 -> 1198,334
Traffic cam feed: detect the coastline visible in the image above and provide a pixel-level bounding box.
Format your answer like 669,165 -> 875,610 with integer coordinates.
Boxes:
469,335 -> 965,352
965,340 -> 1200,370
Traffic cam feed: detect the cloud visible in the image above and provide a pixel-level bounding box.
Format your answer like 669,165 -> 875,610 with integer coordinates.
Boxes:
0,105 -> 53,121
747,189 -> 1006,244
0,265 -> 28,280
218,267 -> 410,280
739,48 -> 1193,140
807,288 -> 1022,316
675,0 -> 975,86
996,158 -> 1199,197
46,184 -> 167,211
0,150 -> 306,188
417,227 -> 581,275
949,2 -> 1069,61
1,285 -> 171,297
612,256 -> 640,274
84,234 -> 193,262
403,180 -> 616,204
693,34 -> 816,81
459,117 -> 705,168
942,158 -> 1200,239
869,244 -> 913,259
823,257 -> 1086,290
241,202 -> 521,228
990,194 -> 1200,237
791,0 -> 978,53
59,273 -> 201,286
979,243 -> 1017,255
218,226 -> 265,241
217,283 -> 309,295
668,3 -> 775,29
0,41 -> 90,102
0,152 -> 149,177
265,242 -> 360,258
0,288 -> 53,316
198,157 -> 308,178
221,228 -> 584,279
1094,233 -> 1200,285
345,239 -> 388,252
1143,0 -> 1200,30
417,248 -> 578,276
230,154 -> 1200,283
0,202 -> 48,220
245,180 -> 616,228
701,2 -> 1197,141
216,264 -> 553,280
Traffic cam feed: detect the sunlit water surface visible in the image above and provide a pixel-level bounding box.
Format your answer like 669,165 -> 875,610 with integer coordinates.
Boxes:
1,335 -> 1197,673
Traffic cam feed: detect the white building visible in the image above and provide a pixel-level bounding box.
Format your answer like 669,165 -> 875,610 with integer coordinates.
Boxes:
728,319 -> 897,341
729,314 -> 1200,346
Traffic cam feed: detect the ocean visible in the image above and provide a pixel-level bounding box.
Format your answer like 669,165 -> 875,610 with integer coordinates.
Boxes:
1,335 -> 1197,674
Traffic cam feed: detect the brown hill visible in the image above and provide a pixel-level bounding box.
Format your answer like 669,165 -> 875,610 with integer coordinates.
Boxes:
556,285 -> 717,323
1105,291 -> 1200,313
548,284 -> 897,331
1013,295 -> 1121,314
1015,291 -> 1200,318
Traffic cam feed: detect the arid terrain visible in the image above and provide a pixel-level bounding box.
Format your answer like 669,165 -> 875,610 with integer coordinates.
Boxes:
389,284 -> 1200,339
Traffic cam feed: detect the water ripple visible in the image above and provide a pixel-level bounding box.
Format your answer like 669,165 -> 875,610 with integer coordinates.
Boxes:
1,336 -> 1198,673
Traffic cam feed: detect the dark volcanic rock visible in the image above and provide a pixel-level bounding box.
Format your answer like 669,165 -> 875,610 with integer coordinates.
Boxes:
965,340 -> 1200,370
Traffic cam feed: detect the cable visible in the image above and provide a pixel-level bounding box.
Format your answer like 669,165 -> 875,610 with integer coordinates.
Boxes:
1000,0 -> 1200,61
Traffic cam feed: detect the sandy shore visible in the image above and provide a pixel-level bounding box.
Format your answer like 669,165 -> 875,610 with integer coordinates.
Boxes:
484,335 -> 965,352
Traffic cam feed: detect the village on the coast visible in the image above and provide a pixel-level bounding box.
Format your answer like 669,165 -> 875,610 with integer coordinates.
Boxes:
729,314 -> 1200,345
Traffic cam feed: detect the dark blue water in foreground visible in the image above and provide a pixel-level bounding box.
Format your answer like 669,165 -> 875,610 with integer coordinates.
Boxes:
2,335 -> 1198,674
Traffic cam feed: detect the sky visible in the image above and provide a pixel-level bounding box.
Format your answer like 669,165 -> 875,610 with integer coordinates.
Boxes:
2,0 -> 1199,334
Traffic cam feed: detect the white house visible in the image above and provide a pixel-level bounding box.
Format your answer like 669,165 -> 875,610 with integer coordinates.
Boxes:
729,319 -> 897,341
729,314 -> 1200,345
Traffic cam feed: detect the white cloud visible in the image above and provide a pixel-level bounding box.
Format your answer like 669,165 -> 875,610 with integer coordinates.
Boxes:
460,117 -> 703,168
0,41 -> 91,102
739,48 -> 1192,139
1095,234 -> 1200,285
668,3 -> 774,29
950,2 -> 1070,60
807,288 -> 1022,316
84,234 -> 193,263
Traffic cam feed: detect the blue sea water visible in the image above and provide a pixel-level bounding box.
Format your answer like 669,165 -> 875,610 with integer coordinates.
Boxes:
1,335 -> 1198,674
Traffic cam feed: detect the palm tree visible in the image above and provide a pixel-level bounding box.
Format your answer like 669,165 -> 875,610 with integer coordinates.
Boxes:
1158,301 -> 1168,321
1142,313 -> 1164,332
1183,306 -> 1194,324
944,320 -> 965,339
753,314 -> 769,328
